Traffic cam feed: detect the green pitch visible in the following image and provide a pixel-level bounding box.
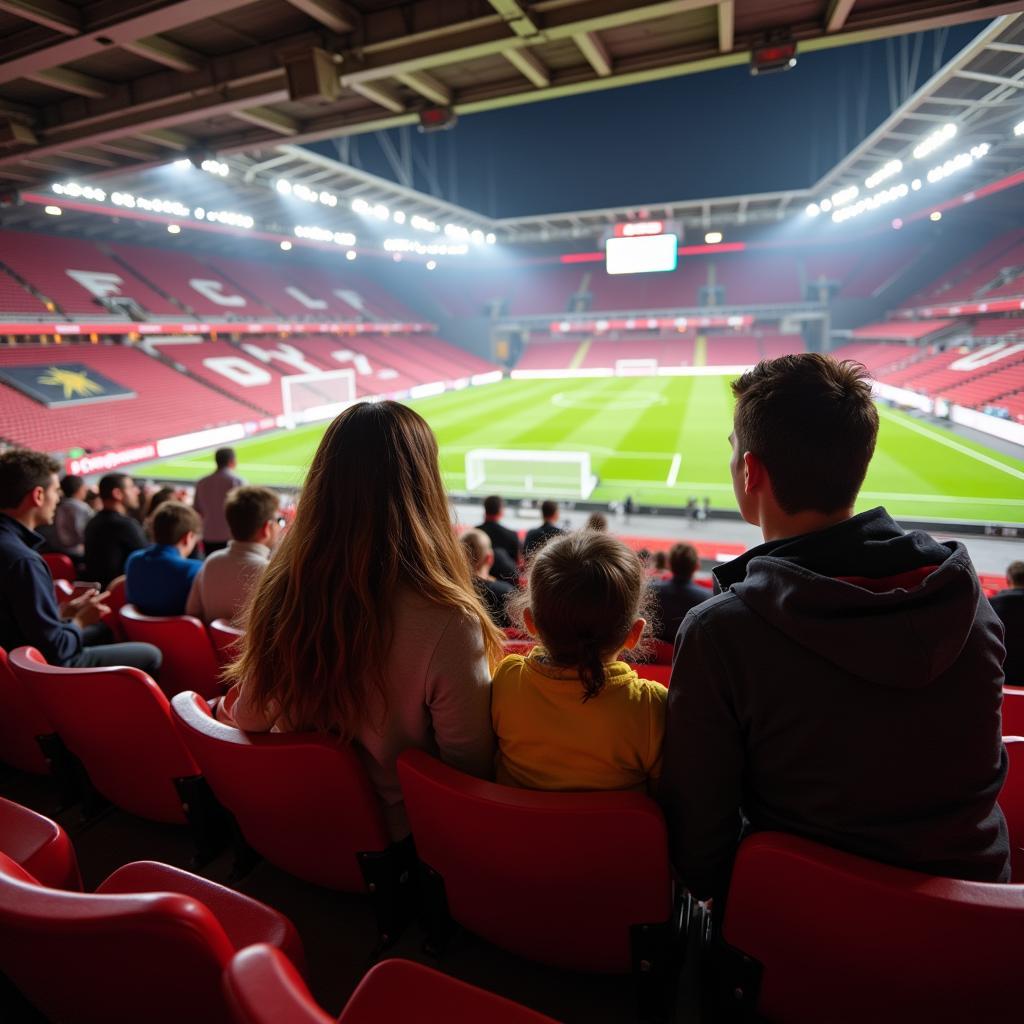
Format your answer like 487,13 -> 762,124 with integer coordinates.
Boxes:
131,376 -> 1024,525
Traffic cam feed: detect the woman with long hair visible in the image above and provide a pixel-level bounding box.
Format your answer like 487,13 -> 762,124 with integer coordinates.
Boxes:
222,400 -> 504,838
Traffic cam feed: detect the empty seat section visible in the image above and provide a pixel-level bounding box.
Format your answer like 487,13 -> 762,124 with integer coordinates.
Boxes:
201,256 -> 331,319
830,342 -> 918,375
712,254 -> 801,305
418,337 -> 497,375
271,335 -> 407,395
0,343 -> 257,452
804,249 -> 865,290
371,335 -> 491,381
0,266 -> 49,315
579,339 -> 662,369
759,334 -> 806,358
0,231 -> 180,316
972,317 -> 1024,338
841,239 -> 923,299
516,340 -> 583,370
903,229 -> 1024,308
704,336 -> 761,364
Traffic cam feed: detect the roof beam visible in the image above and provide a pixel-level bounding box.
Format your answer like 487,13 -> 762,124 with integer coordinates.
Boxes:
487,0 -> 540,37
120,35 -> 202,73
232,106 -> 300,135
395,70 -> 452,106
62,146 -> 120,167
717,1 -> 733,52
25,67 -> 108,99
0,0 -> 79,35
503,47 -> 550,87
349,81 -> 405,114
94,138 -> 166,159
136,128 -> 192,151
281,0 -> 359,33
573,31 -> 612,77
825,0 -> 857,32
955,69 -> 1024,89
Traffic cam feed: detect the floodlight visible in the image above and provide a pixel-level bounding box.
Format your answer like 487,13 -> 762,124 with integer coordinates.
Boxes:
913,123 -> 956,160
393,210 -> 406,224
346,250 -> 357,260
44,205 -> 61,216
911,179 -> 922,191
280,240 -> 292,251
486,232 -> 496,244
704,231 -> 723,244
805,203 -> 820,217
865,159 -> 902,190
426,260 -> 437,270
167,224 -> 181,234
172,158 -> 192,170
1016,120 -> 1024,137
819,199 -> 832,212
930,211 -> 942,221
470,229 -> 484,244
276,179 -> 292,195
373,204 -> 389,220
352,197 -> 370,214
830,185 -> 858,208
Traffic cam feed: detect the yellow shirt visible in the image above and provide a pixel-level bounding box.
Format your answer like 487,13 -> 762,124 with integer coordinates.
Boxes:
491,649 -> 667,792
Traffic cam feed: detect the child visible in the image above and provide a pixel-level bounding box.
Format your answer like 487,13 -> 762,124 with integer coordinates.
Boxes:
491,530 -> 667,792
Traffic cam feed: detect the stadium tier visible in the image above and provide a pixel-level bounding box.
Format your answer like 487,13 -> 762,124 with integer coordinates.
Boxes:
0,266 -> 48,316
829,342 -> 919,375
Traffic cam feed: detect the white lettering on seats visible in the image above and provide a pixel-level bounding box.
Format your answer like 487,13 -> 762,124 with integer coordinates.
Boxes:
241,343 -> 320,375
284,286 -> 328,310
203,357 -> 272,387
333,289 -> 368,313
950,343 -> 1024,371
66,270 -> 124,298
189,278 -> 247,307
330,349 -> 373,375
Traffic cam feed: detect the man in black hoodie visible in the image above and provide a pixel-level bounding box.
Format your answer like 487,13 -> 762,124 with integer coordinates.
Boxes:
659,353 -> 1009,901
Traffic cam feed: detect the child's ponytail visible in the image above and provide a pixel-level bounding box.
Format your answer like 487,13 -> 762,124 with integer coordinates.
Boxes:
577,637 -> 607,702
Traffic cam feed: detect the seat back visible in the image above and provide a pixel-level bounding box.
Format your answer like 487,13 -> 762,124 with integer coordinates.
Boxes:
171,692 -> 390,890
224,944 -> 335,1024
0,647 -> 52,774
1003,687 -> 1024,736
639,663 -> 671,687
720,832 -> 1024,1023
119,605 -> 221,699
209,619 -> 245,667
0,850 -> 235,1024
1002,736 -> 1024,882
42,552 -> 75,581
10,647 -> 198,823
0,796 -> 81,890
397,749 -> 671,972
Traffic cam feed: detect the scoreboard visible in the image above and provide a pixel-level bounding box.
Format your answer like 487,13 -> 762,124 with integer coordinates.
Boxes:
604,220 -> 680,275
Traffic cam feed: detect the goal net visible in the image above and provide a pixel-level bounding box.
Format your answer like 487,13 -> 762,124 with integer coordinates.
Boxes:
281,368 -> 357,427
615,358 -> 658,376
465,448 -> 598,499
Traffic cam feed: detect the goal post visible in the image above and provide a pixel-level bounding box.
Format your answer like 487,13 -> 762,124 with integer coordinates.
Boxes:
615,357 -> 658,376
464,448 -> 598,499
280,368 -> 357,427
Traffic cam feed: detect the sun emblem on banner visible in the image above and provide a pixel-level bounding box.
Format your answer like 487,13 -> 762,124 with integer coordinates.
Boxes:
38,367 -> 105,399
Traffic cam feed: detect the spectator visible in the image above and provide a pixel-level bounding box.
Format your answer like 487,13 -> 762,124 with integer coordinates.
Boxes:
461,528 -> 514,629
653,551 -> 668,572
186,486 -> 282,625
84,473 -> 147,587
991,561 -> 1024,685
145,486 -> 176,520
492,530 -> 665,792
221,401 -> 503,841
0,449 -> 160,674
124,502 -> 203,616
585,512 -> 609,532
523,499 -> 564,556
53,474 -> 93,558
476,495 -> 520,585
659,354 -> 1009,900
650,543 -> 709,644
194,447 -> 244,555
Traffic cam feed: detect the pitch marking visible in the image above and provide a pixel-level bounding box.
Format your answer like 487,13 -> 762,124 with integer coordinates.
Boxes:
666,454 -> 682,487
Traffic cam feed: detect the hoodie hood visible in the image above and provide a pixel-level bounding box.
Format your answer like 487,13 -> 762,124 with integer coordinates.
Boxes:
713,507 -> 980,689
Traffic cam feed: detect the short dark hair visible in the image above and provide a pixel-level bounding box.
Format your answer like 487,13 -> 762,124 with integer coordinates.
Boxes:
731,354 -> 879,514
225,486 -> 279,541
541,499 -> 558,520
669,542 -> 698,581
586,512 -> 609,532
98,473 -> 130,501
215,447 -> 236,469
512,530 -> 649,702
1008,561 -> 1024,588
0,449 -> 60,509
61,474 -> 85,499
151,500 -> 202,546
483,495 -> 503,517
146,486 -> 175,518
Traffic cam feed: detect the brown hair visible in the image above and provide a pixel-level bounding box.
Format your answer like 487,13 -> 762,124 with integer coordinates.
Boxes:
0,449 -> 59,509
460,528 -> 491,572
146,486 -> 175,519
226,485 -> 280,541
511,530 -> 650,703
1008,561 -> 1024,588
151,500 -> 202,545
224,401 -> 504,739
669,542 -> 698,581
731,353 -> 879,514
585,512 -> 609,532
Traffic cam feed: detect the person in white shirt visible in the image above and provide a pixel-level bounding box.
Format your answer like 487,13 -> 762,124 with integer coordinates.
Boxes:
53,475 -> 94,557
186,486 -> 282,625
194,448 -> 244,555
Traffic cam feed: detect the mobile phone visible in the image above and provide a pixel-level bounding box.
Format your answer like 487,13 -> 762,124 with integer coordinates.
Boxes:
71,581 -> 102,599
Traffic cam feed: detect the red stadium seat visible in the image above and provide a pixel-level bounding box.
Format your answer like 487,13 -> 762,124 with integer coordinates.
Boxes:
119,605 -> 222,699
716,831 -> 1024,1023
9,647 -> 203,827
1004,687 -> 1024,735
224,946 -> 563,1024
396,750 -> 677,1014
640,663 -> 671,687
1002,737 -> 1024,882
651,639 -> 674,663
0,851 -> 302,1024
502,639 -> 534,656
170,692 -> 405,943
0,796 -> 81,890
42,553 -> 76,581
209,618 -> 245,666
0,646 -> 53,775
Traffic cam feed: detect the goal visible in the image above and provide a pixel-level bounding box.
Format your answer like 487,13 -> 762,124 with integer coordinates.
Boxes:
615,357 -> 658,376
464,448 -> 598,499
280,368 -> 357,427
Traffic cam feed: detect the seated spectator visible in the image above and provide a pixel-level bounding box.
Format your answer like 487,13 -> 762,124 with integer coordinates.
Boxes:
125,502 -> 202,616
585,512 -> 609,532
53,474 -> 93,558
461,529 -> 514,629
476,495 -> 520,585
195,448 -> 244,555
84,473 -> 147,586
523,499 -> 564,556
651,543 -> 709,643
221,401 -> 503,841
492,530 -> 666,793
653,551 -> 668,572
991,561 -> 1023,685
186,486 -> 282,625
0,449 -> 160,675
659,354 -> 1009,901
145,486 -> 176,521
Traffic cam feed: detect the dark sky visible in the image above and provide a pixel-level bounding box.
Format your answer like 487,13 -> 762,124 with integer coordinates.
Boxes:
308,23 -> 981,218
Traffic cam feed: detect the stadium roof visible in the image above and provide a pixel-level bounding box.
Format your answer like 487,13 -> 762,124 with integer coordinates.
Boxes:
0,0 -> 1019,187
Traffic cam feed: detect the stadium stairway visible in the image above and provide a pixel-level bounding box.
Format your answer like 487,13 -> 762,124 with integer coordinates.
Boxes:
568,340 -> 591,369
